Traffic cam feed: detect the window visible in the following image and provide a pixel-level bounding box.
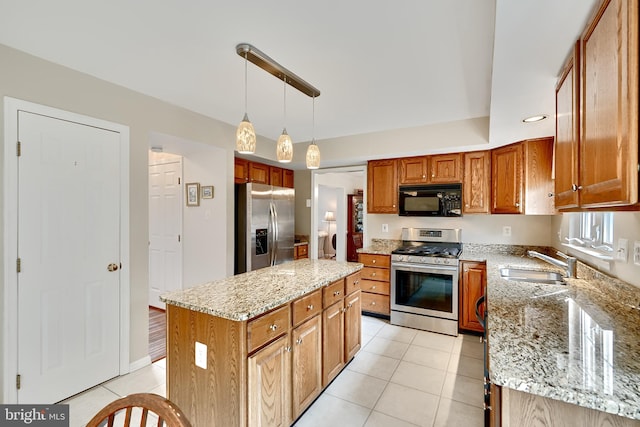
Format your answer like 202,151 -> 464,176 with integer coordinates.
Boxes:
566,212 -> 614,255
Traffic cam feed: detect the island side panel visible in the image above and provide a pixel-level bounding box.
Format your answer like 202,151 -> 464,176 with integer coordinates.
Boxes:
167,304 -> 247,427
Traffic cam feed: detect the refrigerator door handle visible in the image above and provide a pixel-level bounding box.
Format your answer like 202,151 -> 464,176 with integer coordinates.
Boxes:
268,202 -> 275,266
272,202 -> 279,265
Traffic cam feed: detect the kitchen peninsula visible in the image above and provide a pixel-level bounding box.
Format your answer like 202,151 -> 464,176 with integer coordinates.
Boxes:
160,259 -> 363,427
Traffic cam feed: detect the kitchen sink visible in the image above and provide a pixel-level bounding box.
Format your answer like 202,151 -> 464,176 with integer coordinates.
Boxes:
499,268 -> 566,285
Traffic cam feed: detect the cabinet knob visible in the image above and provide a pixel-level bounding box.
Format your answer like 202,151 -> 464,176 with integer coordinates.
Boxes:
307,304 -> 314,311
432,174 -> 435,178
392,204 -> 396,208
354,280 -> 359,285
342,307 -> 348,313
515,202 -> 520,207
571,184 -> 582,192
333,291 -> 341,296
422,174 -> 426,179
269,324 -> 278,331
372,285 -> 376,289
548,192 -> 554,198
371,272 -> 376,277
371,302 -> 376,306
296,338 -> 303,345
285,346 -> 292,352
348,303 -> 353,308
372,259 -> 376,264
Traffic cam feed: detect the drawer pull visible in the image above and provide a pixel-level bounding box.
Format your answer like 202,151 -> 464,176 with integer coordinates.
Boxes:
371,302 -> 376,306
347,303 -> 353,308
296,338 -> 303,345
372,259 -> 376,264
342,307 -> 348,313
371,272 -> 376,277
307,304 -> 314,310
269,324 -> 278,331
371,285 -> 376,290
285,346 -> 292,352
333,291 -> 341,296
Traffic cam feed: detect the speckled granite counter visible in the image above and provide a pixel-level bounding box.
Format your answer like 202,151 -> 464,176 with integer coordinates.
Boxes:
465,247 -> 640,420
160,259 -> 363,321
357,238 -> 401,255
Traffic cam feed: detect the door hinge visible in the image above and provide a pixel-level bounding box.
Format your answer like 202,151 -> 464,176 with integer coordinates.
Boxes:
16,141 -> 21,157
16,258 -> 21,273
178,235 -> 181,242
178,177 -> 181,185
16,374 -> 21,390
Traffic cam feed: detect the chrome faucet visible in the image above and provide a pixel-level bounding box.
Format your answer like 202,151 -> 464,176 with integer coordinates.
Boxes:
527,250 -> 577,278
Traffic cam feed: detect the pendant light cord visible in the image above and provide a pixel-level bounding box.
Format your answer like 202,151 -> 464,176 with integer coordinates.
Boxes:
244,52 -> 248,114
312,95 -> 315,142
283,77 -> 287,128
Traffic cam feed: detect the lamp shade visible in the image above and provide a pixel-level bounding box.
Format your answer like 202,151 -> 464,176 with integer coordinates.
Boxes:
306,142 -> 320,169
324,211 -> 335,222
276,129 -> 293,163
236,113 -> 256,154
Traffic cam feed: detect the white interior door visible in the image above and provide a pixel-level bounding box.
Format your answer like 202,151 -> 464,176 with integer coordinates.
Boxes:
17,110 -> 121,403
148,157 -> 183,308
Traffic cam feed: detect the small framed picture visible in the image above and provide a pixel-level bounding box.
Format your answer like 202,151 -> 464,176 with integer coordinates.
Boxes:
186,182 -> 200,206
201,185 -> 214,199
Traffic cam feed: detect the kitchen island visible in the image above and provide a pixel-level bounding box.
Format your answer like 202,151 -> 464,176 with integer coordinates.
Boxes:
160,259 -> 363,427
464,246 -> 640,426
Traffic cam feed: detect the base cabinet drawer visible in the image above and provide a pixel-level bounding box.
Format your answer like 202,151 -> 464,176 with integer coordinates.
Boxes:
361,292 -> 390,315
360,279 -> 390,295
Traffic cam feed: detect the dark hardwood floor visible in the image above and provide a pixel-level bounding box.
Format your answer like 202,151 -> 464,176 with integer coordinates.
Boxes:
149,306 -> 166,362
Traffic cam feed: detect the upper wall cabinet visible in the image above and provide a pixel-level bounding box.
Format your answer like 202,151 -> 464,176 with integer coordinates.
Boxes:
555,0 -> 639,210
554,42 -> 581,210
492,138 -> 555,215
367,159 -> 398,213
234,158 -> 294,188
463,151 -> 491,214
398,154 -> 463,185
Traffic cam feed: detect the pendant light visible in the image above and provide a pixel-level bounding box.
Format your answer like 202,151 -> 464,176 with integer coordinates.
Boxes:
306,95 -> 320,169
276,77 -> 293,163
236,51 -> 256,154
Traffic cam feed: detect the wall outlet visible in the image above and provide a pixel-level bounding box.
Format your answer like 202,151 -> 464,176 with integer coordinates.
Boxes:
306,199 -> 311,208
634,241 -> 640,266
382,223 -> 389,233
502,226 -> 511,237
617,238 -> 629,262
195,341 -> 207,369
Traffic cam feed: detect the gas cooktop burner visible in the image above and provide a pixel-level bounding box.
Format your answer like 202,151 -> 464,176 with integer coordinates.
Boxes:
392,244 -> 461,258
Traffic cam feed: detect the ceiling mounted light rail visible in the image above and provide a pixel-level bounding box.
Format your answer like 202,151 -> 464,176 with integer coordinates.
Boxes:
236,43 -> 321,98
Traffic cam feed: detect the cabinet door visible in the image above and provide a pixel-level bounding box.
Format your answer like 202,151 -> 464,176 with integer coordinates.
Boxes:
523,137 -> 555,215
580,0 -> 638,207
283,169 -> 294,188
492,143 -> 523,214
248,334 -> 291,427
322,301 -> 344,386
459,261 -> 486,333
250,162 -> 270,184
344,290 -> 361,361
555,42 -> 581,210
399,156 -> 429,184
463,151 -> 491,214
234,158 -> 250,183
292,315 -> 322,419
367,159 -> 398,213
270,166 -> 283,187
430,153 -> 463,183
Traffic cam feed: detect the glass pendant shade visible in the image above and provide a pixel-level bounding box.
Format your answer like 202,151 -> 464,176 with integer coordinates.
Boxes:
236,113 -> 256,154
276,128 -> 293,163
306,141 -> 320,169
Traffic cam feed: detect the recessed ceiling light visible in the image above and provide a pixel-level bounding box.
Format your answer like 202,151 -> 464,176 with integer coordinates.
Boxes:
522,115 -> 548,123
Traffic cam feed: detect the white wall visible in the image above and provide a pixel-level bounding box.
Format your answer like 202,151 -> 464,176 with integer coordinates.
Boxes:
552,212 -> 640,288
366,214 -> 555,247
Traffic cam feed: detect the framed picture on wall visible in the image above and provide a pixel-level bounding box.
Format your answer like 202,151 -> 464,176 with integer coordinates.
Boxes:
186,182 -> 200,206
201,185 -> 214,199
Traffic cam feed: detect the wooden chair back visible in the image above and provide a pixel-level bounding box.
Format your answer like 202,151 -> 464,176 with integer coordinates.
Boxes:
86,393 -> 192,427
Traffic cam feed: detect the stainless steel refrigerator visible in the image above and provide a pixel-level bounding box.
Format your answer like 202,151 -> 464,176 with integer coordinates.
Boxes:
235,182 -> 295,274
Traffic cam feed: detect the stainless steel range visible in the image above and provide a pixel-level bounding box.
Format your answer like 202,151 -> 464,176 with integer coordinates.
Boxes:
390,228 -> 462,336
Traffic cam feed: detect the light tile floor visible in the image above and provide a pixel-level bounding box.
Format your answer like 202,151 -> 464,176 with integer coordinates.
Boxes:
63,316 -> 484,427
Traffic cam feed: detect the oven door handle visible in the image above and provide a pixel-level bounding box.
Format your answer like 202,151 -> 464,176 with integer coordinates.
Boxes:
391,262 -> 457,272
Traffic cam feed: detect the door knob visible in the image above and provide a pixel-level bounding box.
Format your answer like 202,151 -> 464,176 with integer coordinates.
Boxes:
107,263 -> 119,272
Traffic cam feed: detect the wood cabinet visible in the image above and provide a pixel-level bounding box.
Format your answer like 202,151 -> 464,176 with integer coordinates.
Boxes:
554,42 -> 581,210
358,253 -> 390,316
322,300 -> 344,386
579,0 -> 638,208
491,138 -> 554,215
234,157 -> 250,183
291,315 -> 322,419
463,151 -> 491,214
430,153 -> 463,183
367,159 -> 398,213
234,158 -> 294,188
459,261 -> 486,333
399,156 -> 429,184
167,270 -> 362,427
270,166 -> 283,187
294,243 -> 308,260
283,169 -> 294,189
248,335 -> 291,427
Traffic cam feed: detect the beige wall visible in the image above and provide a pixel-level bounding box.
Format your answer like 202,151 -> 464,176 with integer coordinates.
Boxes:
294,169 -> 312,238
0,43 -> 262,380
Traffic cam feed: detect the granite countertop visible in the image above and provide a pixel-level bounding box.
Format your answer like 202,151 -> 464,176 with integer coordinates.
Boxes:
294,241 -> 308,246
469,248 -> 640,420
357,239 -> 401,255
160,259 -> 363,321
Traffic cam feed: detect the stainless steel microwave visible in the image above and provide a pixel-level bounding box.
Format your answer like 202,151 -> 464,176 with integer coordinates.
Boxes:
398,183 -> 463,217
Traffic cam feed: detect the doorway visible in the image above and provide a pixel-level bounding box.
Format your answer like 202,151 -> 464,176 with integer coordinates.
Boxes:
3,97 -> 130,404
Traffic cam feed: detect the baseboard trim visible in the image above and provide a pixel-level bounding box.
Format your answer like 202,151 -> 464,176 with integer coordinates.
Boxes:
129,355 -> 152,373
